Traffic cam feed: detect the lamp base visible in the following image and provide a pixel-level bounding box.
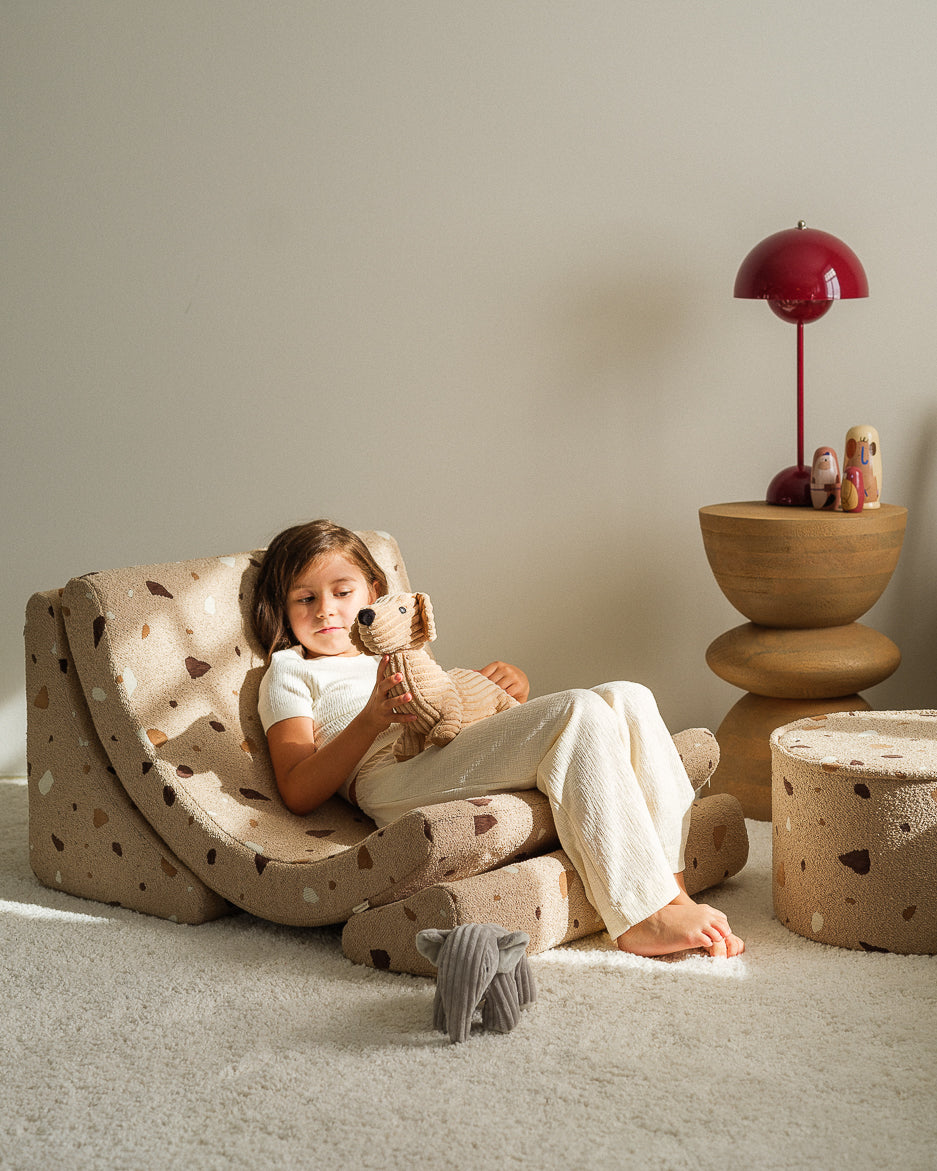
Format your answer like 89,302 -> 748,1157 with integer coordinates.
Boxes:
766,465 -> 812,507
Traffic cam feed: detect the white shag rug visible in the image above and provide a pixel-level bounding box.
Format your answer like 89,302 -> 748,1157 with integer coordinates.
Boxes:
2,776 -> 935,1171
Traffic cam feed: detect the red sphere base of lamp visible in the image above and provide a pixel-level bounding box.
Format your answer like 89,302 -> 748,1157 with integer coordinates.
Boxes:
766,464 -> 812,507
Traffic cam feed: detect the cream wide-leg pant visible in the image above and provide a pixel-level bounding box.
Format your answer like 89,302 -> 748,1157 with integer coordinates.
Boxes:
354,682 -> 697,940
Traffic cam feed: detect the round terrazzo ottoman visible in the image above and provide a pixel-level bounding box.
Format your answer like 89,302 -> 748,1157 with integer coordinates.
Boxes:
770,710 -> 937,955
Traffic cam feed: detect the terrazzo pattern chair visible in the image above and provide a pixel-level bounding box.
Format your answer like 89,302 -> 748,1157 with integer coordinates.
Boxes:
25,531 -> 749,976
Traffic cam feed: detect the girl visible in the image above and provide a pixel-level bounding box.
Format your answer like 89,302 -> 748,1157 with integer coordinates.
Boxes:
252,520 -> 744,959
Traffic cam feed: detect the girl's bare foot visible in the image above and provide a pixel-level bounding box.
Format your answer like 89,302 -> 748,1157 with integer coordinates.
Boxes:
707,933 -> 745,958
670,873 -> 745,956
616,902 -> 732,957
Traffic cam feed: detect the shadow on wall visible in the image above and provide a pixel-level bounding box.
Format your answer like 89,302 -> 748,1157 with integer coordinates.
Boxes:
545,264 -> 698,404
491,523 -> 684,707
884,408 -> 937,708
1,693 -> 26,777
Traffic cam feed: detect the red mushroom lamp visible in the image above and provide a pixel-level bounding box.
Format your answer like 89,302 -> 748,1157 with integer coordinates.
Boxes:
734,222 -> 869,506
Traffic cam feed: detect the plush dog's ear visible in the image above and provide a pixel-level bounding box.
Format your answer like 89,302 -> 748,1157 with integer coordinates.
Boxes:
415,593 -> 437,643
348,614 -> 370,655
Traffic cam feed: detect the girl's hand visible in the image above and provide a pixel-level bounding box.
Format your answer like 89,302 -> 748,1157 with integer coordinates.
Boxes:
359,656 -> 417,734
476,661 -> 530,703
268,657 -> 416,817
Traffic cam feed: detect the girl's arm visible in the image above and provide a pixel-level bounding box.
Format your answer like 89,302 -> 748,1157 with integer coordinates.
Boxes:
476,661 -> 530,703
266,656 -> 415,816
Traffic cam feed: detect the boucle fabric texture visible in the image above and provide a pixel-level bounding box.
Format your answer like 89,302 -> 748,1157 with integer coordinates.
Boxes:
771,710 -> 937,954
25,531 -> 747,973
25,589 -> 229,924
343,789 -> 748,975
27,531 -> 453,928
350,592 -> 519,760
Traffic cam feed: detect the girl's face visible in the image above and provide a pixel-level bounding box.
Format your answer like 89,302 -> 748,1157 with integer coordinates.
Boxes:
285,553 -> 379,658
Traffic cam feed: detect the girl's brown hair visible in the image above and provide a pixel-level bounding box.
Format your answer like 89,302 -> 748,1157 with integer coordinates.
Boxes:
251,520 -> 388,661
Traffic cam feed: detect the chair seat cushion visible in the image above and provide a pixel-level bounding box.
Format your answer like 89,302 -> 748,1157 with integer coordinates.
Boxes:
342,792 -> 749,975
58,541 -> 558,924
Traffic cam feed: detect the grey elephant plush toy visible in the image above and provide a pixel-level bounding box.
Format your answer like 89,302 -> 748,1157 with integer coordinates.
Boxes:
415,923 -> 536,1044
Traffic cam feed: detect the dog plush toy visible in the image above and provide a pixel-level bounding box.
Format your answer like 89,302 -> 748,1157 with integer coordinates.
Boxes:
350,592 -> 519,761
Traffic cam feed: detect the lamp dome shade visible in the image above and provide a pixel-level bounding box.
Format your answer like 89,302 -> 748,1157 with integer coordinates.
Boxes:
734,225 -> 869,302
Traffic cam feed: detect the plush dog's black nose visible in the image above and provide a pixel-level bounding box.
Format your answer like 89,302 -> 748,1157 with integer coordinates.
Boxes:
357,608 -> 375,627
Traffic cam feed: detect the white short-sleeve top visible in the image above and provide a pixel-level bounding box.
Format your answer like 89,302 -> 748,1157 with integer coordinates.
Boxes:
257,647 -> 400,787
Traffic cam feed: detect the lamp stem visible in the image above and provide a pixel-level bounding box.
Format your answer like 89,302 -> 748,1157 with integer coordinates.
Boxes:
796,319 -> 805,469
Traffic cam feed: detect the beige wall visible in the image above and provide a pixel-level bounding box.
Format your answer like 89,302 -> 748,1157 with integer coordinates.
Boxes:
4,2 -> 936,774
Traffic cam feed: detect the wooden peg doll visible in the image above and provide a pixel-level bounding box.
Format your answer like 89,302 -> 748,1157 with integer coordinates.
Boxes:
841,466 -> 864,513
843,425 -> 882,508
810,447 -> 841,510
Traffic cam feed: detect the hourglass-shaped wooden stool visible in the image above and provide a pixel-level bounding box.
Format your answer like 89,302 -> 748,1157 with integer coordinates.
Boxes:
699,501 -> 907,819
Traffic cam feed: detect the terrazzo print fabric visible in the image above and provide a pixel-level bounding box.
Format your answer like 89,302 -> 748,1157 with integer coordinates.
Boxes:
25,530 -> 746,975
48,535 -> 551,926
342,728 -> 738,975
25,534 -> 562,930
25,589 -> 229,923
343,790 -> 749,975
771,710 -> 937,954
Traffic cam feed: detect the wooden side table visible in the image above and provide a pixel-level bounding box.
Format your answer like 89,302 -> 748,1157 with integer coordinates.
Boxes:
699,501 -> 907,819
